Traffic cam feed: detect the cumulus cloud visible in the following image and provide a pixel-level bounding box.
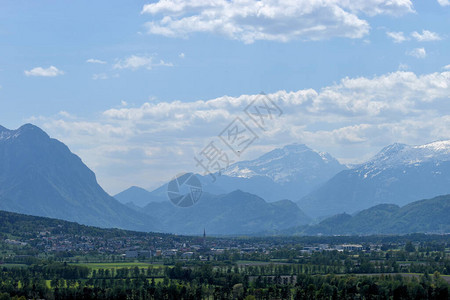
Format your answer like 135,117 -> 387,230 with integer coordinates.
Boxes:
24,66 -> 64,77
141,0 -> 414,43
437,0 -> 450,6
113,55 -> 173,70
387,30 -> 442,43
411,30 -> 442,42
86,58 -> 107,64
407,47 -> 426,58
386,31 -> 408,43
38,69 -> 450,193
444,64 -> 450,70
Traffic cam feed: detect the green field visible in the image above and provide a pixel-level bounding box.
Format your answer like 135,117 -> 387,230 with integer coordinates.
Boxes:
0,263 -> 28,268
236,260 -> 288,266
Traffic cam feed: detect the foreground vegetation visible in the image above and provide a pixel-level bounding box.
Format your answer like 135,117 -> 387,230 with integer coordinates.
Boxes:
1,241 -> 449,299
0,261 -> 448,299
0,210 -> 449,299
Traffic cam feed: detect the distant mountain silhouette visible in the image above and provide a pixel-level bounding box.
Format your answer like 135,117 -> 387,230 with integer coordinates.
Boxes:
299,141 -> 450,217
118,144 -> 346,207
0,124 -> 158,231
296,194 -> 450,235
141,190 -> 311,235
3,123 -> 449,236
115,186 -> 165,207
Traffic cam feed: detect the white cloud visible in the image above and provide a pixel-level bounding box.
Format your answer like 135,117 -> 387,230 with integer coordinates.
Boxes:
92,73 -> 109,80
93,73 -> 119,80
37,69 -> 450,193
437,0 -> 450,6
86,58 -> 107,64
386,31 -> 408,43
24,66 -> 64,77
398,63 -> 409,71
387,30 -> 442,44
179,53 -> 185,59
411,30 -> 442,42
113,55 -> 173,70
444,64 -> 450,70
58,111 -> 76,119
141,0 -> 414,43
407,47 -> 426,58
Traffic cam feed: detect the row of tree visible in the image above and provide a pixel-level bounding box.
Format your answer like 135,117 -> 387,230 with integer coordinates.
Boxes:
0,261 -> 448,299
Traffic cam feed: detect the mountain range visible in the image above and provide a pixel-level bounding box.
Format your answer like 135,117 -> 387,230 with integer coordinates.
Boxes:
139,190 -> 311,235
2,123 -> 450,236
299,141 -> 450,217
292,194 -> 450,235
1,190 -> 449,237
0,124 -> 312,235
115,143 -> 347,206
118,140 -> 450,221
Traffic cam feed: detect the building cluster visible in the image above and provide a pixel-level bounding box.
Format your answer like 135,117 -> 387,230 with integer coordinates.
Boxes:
300,244 -> 365,253
2,226 -> 382,261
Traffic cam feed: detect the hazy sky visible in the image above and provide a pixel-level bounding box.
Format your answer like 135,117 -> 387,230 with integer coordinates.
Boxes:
1,0 -> 449,194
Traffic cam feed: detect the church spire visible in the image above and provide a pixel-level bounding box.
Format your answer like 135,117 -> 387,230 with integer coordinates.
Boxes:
203,228 -> 206,247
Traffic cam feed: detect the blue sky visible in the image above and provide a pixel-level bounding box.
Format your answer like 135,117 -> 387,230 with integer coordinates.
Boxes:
0,0 -> 449,194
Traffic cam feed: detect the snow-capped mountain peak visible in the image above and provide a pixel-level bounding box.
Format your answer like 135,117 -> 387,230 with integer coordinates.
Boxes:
359,140 -> 450,178
300,139 -> 450,217
222,143 -> 346,183
416,140 -> 450,152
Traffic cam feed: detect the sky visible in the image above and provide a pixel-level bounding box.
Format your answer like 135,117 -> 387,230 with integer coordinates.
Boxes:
0,0 -> 449,194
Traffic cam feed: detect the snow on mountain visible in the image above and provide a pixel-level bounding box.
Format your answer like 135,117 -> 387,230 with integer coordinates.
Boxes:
0,124 -> 48,141
299,140 -> 450,218
140,143 -> 347,204
0,126 -> 13,140
222,143 -> 345,184
358,140 -> 450,179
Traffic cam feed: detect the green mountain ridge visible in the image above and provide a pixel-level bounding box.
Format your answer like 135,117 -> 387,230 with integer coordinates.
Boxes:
0,209 -> 152,241
1,194 -> 449,239
297,194 -> 450,235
